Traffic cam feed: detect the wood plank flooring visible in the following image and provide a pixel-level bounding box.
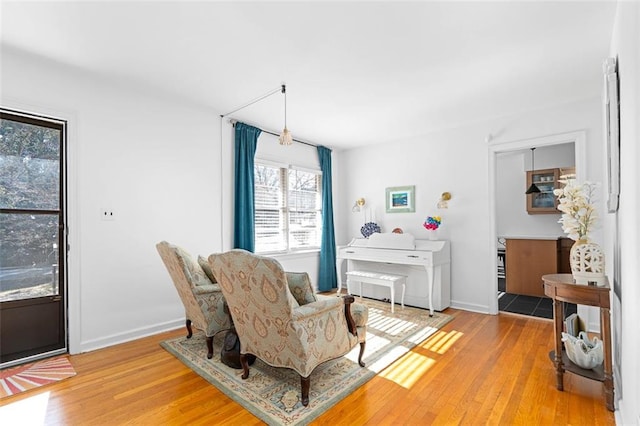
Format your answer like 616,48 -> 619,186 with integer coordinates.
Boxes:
0,309 -> 615,425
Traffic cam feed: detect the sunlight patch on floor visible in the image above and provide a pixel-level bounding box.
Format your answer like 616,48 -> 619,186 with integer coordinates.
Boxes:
367,308 -> 419,336
407,326 -> 439,345
420,329 -> 464,354
379,352 -> 435,388
367,345 -> 411,374
0,391 -> 50,425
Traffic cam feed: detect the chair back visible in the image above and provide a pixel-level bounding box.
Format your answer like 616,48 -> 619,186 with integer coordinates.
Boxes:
209,249 -> 299,352
156,241 -> 209,330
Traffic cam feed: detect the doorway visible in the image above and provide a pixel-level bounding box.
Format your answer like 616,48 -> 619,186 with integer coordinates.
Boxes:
0,109 -> 67,367
487,130 -> 587,315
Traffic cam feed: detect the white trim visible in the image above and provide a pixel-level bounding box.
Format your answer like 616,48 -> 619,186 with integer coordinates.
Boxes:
255,157 -> 289,169
487,130 -> 587,315
79,319 -> 183,353
0,97 -> 81,354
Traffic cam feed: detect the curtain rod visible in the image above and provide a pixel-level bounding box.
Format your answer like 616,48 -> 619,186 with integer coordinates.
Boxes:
228,118 -> 317,148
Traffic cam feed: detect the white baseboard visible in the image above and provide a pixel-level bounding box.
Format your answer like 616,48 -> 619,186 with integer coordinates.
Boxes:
450,300 -> 490,314
74,318 -> 184,354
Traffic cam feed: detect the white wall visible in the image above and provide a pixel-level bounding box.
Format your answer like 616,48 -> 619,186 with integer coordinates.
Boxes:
496,143 -> 574,238
336,97 -> 604,315
1,47 -> 225,352
609,1 -> 640,424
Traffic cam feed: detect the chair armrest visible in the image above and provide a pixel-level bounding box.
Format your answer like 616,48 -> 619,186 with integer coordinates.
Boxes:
291,296 -> 344,321
192,283 -> 221,294
342,295 -> 357,336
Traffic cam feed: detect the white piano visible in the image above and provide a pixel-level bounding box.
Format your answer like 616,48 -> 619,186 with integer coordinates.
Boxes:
336,233 -> 451,316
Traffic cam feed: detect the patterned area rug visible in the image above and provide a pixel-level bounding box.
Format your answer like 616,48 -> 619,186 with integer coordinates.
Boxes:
0,356 -> 76,398
161,298 -> 453,425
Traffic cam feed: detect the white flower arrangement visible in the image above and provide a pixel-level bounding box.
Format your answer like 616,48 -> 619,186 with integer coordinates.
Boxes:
553,180 -> 598,241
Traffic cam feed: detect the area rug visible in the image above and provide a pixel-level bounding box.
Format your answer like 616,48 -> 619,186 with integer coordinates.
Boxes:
0,356 -> 76,398
161,298 -> 453,425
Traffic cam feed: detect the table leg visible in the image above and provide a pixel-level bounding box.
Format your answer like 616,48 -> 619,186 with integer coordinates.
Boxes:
552,298 -> 565,391
601,307 -> 614,411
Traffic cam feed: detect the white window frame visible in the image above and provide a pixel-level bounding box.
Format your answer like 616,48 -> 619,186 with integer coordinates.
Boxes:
254,159 -> 322,254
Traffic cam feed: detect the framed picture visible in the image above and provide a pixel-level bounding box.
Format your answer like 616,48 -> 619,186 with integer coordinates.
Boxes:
603,57 -> 620,213
385,185 -> 415,213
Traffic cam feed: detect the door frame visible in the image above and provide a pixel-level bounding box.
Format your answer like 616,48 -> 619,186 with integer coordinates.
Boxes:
0,108 -> 69,367
487,130 -> 587,314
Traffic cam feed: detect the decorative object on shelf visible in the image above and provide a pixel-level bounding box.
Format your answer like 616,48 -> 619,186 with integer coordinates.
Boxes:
352,198 -> 366,212
360,222 -> 381,238
525,148 -> 541,194
554,180 -> 605,285
437,192 -> 452,209
391,228 -> 403,234
385,185 -> 415,213
423,216 -> 441,240
423,216 -> 441,231
561,331 -> 604,370
569,241 -> 606,286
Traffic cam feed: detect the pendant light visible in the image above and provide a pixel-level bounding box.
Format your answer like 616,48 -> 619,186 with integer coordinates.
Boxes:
525,147 -> 541,194
278,84 -> 293,146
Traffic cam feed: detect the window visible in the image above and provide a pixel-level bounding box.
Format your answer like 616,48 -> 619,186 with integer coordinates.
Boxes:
254,162 -> 322,253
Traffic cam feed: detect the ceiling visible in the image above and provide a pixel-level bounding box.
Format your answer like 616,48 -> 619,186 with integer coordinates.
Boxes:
0,1 -> 617,150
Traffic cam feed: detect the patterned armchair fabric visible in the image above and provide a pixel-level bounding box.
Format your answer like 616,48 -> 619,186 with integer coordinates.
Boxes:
156,241 -> 231,359
209,249 -> 367,406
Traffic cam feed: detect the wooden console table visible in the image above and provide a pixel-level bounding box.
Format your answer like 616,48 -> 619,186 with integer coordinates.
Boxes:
542,273 -> 614,411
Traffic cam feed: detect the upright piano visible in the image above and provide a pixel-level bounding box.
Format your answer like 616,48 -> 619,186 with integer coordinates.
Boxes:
336,233 -> 451,316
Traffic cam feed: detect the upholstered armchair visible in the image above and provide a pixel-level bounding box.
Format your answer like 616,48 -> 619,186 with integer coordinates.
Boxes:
209,249 -> 367,406
156,241 -> 231,359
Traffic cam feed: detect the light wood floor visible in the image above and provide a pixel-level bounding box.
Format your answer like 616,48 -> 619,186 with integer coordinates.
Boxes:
0,309 -> 615,425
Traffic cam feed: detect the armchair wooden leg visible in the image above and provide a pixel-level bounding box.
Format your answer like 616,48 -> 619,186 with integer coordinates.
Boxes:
358,342 -> 366,367
301,375 -> 310,406
206,336 -> 214,359
240,354 -> 250,380
186,319 -> 193,338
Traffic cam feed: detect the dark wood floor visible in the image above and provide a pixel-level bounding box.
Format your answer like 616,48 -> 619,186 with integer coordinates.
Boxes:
0,309 -> 616,425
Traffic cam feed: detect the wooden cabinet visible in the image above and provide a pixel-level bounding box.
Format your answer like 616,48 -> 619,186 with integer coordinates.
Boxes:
526,167 -> 575,214
505,238 -> 572,297
506,239 -> 557,297
526,168 -> 560,214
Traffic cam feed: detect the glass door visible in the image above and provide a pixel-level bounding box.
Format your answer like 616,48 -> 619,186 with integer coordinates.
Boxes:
0,110 -> 67,366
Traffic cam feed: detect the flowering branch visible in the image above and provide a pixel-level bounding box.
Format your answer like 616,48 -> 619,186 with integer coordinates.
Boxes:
423,216 -> 441,231
553,180 -> 598,241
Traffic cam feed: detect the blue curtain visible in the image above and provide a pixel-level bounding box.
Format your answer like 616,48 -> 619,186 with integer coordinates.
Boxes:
233,122 -> 261,251
317,145 -> 338,291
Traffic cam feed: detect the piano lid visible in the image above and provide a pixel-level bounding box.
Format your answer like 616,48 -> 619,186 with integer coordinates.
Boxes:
347,233 -> 447,252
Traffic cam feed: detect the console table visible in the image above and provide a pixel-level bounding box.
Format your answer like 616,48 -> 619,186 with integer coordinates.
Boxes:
542,273 -> 614,411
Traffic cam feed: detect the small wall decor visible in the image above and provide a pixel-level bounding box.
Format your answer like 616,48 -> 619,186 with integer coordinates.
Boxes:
385,185 -> 415,213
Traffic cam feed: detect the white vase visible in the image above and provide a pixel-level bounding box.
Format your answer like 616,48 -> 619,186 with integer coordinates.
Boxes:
570,239 -> 606,285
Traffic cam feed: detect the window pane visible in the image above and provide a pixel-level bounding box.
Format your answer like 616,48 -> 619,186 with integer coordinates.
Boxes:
0,213 -> 59,301
289,211 -> 321,249
288,169 -> 321,249
288,169 -> 320,210
0,118 -> 61,210
255,164 -> 286,252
